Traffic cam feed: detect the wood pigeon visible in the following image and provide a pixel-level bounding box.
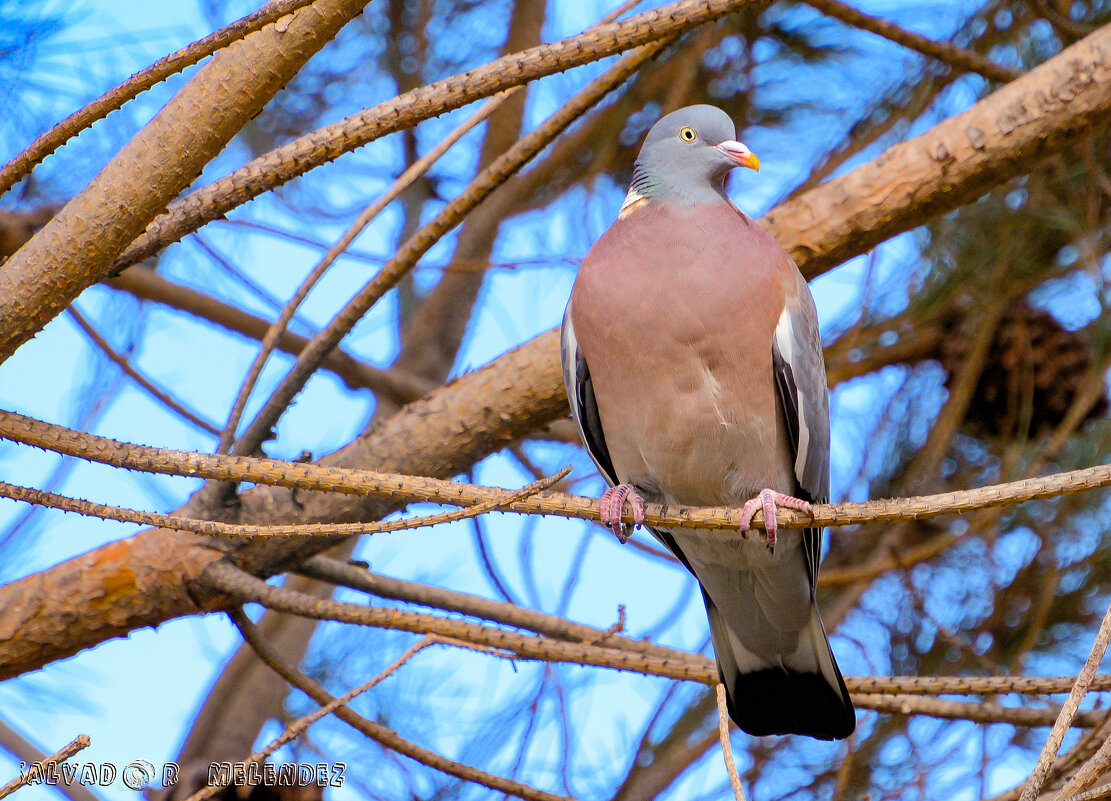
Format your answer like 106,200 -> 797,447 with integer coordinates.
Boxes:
561,104 -> 855,740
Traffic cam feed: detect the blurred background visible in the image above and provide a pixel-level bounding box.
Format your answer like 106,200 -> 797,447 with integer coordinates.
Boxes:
2,0 -> 1111,799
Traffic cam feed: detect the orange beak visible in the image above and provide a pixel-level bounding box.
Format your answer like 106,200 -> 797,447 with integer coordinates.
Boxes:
717,140 -> 760,171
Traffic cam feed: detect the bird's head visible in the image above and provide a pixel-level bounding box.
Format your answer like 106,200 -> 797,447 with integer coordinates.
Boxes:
625,105 -> 758,210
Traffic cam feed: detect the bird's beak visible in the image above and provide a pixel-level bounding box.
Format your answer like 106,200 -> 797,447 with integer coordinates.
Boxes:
717,140 -> 760,171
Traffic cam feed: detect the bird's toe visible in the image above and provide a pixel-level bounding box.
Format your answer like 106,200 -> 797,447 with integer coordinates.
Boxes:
739,487 -> 814,552
599,483 -> 645,544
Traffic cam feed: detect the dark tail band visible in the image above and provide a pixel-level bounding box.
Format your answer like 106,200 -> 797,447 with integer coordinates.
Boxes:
723,665 -> 855,740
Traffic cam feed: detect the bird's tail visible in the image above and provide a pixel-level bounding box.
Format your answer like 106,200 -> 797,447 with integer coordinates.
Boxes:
704,591 -> 855,740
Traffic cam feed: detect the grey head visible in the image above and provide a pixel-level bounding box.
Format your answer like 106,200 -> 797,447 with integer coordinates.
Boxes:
625,104 -> 759,208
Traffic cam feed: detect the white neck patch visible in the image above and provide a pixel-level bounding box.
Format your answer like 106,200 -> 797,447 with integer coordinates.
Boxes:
619,188 -> 647,218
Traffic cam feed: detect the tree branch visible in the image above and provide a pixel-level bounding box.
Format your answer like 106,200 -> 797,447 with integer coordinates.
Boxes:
207,563 -> 1110,731
0,468 -> 567,539
4,409 -> 1111,534
0,735 -> 90,800
107,266 -> 434,404
227,608 -> 576,801
0,0 -> 370,363
799,0 -> 1021,83
0,0 -> 327,195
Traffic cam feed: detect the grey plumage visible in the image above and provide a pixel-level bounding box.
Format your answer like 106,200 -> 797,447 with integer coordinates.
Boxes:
561,104 -> 855,740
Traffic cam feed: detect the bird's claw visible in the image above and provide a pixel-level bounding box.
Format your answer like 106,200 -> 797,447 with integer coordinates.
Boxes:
600,483 -> 646,543
739,488 -> 812,553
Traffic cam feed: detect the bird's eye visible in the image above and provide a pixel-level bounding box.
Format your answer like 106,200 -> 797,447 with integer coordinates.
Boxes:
679,127 -> 697,142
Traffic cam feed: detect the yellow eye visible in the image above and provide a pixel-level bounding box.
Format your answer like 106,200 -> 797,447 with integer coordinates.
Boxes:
679,127 -> 697,142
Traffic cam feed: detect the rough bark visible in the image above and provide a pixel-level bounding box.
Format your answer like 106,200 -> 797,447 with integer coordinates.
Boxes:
762,22 -> 1111,279
0,329 -> 564,679
0,0 -> 370,363
3,22 -> 1111,679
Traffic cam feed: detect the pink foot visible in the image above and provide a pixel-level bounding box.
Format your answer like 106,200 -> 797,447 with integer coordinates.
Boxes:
738,488 -> 812,552
599,483 -> 646,544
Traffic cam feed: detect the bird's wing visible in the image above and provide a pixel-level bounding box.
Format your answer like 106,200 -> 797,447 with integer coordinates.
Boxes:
771,275 -> 831,592
561,302 -> 698,575
561,302 -> 619,487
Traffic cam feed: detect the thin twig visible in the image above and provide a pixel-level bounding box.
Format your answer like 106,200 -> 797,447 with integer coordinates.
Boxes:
1021,598 -> 1111,800
0,0 -> 327,195
0,468 -> 568,539
716,684 -> 747,801
799,0 -> 1021,82
184,637 -> 437,801
66,307 -> 221,436
227,608 -> 576,801
0,735 -> 91,800
7,409 -> 1111,534
0,721 -> 100,801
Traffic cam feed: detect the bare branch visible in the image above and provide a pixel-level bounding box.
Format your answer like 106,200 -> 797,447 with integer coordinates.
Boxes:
0,468 -> 568,539
0,0 -> 329,195
228,608 -> 576,801
1021,599 -> 1111,800
0,721 -> 100,801
0,0 -> 371,363
716,684 -> 747,801
5,409 -> 1111,534
0,735 -> 90,800
800,0 -> 1021,83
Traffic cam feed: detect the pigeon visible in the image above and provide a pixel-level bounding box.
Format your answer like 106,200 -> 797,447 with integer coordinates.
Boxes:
561,104 -> 855,740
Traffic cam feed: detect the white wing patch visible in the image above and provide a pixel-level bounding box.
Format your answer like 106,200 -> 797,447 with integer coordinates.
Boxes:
775,307 -> 810,485
561,306 -> 616,487
560,304 -> 580,407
